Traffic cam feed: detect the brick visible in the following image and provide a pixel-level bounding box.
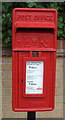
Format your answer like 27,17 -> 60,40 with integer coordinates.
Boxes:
56,80 -> 63,88
0,112 -> 2,119
56,71 -> 63,80
36,110 -> 63,118
2,111 -> 27,118
63,104 -> 65,119
0,88 -> 2,96
0,81 -> 2,88
2,104 -> 12,111
63,77 -> 65,83
0,72 -> 2,80
55,103 -> 63,110
63,95 -> 65,103
2,71 -> 12,80
55,96 -> 63,103
63,104 -> 65,112
2,63 -> 12,71
0,97 -> 2,104
16,112 -> 27,118
56,57 -> 63,63
63,69 -> 65,73
0,57 -> 2,63
0,104 -> 2,111
2,57 -> 12,63
2,96 -> 12,104
2,88 -> 12,96
55,87 -> 63,96
63,57 -> 65,63
63,76 -> 65,82
2,80 -> 12,88
0,64 -> 2,70
63,63 -> 65,70
63,88 -> 65,95
56,63 -> 63,71
2,111 -> 17,118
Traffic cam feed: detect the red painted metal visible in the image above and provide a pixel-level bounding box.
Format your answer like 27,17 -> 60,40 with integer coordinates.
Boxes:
12,8 -> 58,111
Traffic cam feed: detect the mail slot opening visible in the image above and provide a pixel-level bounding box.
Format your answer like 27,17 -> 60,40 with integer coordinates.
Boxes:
16,28 -> 54,33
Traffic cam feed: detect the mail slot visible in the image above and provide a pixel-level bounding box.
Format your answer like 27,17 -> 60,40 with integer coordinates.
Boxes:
12,8 -> 58,111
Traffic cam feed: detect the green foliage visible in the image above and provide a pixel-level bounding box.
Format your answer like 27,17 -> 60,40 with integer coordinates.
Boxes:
2,2 -> 65,47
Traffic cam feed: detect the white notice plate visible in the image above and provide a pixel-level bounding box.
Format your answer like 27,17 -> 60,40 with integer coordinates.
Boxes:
26,61 -> 44,94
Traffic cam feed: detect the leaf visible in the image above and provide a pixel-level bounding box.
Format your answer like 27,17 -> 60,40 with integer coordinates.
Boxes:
59,16 -> 63,22
27,2 -> 37,8
5,37 -> 11,44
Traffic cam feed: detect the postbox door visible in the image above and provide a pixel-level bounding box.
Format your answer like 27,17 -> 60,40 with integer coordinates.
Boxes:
18,51 -> 52,109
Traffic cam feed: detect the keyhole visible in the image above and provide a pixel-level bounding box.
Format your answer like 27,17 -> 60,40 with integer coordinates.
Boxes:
22,80 -> 23,83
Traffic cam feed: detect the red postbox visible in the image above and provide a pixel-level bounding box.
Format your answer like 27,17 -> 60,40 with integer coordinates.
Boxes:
12,8 -> 57,111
